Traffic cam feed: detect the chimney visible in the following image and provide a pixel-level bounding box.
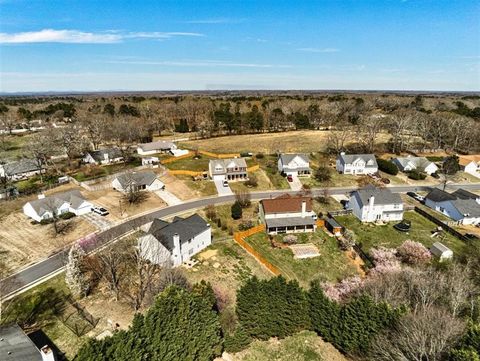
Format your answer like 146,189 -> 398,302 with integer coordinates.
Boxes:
368,195 -> 375,209
38,193 -> 45,199
301,200 -> 307,218
40,345 -> 56,361
172,233 -> 182,264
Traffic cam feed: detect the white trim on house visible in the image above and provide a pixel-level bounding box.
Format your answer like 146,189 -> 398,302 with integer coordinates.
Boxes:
348,186 -> 404,223
336,153 -> 378,175
277,154 -> 311,177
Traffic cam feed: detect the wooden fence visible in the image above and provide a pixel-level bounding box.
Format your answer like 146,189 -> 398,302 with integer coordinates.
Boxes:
199,150 -> 241,159
414,206 -> 471,242
233,225 -> 281,276
169,169 -> 206,176
161,151 -> 194,164
247,164 -> 260,172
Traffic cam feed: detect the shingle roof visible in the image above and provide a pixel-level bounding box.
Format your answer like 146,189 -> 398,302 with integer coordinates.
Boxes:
26,190 -> 88,216
0,325 -> 42,361
87,148 -> 123,162
209,158 -> 247,175
148,214 -> 210,251
266,216 -> 316,228
338,154 -> 378,167
261,194 -> 312,214
451,199 -> 480,217
425,188 -> 457,202
279,154 -> 309,166
393,157 -> 435,171
115,171 -> 157,188
452,188 -> 480,201
352,185 -> 402,207
2,159 -> 41,176
138,140 -> 175,152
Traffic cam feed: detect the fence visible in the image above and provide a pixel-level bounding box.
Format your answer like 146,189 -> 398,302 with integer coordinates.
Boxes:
169,169 -> 206,177
161,151 -> 194,164
316,219 -> 325,228
199,150 -> 241,159
414,206 -> 471,242
327,209 -> 353,217
247,164 -> 260,172
233,225 -> 281,276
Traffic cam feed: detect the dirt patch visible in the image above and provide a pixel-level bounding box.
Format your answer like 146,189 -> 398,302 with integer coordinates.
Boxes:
345,250 -> 366,277
159,173 -> 197,200
197,249 -> 218,260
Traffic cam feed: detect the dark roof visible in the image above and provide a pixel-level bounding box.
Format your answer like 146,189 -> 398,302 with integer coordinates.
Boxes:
452,188 -> 480,200
425,188 -> 457,202
2,159 -> 41,176
266,216 -> 316,228
148,214 -> 210,251
451,199 -> 480,217
352,185 -> 402,207
115,171 -> 158,188
261,194 -> 312,214
138,140 -> 175,152
326,217 -> 342,228
87,148 -> 123,162
0,325 -> 42,361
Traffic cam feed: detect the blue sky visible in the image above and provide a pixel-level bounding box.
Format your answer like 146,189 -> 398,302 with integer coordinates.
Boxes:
0,0 -> 479,92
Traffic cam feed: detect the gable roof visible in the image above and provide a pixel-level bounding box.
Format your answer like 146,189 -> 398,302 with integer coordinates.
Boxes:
2,159 -> 41,176
138,140 -> 175,152
26,190 -> 88,216
458,155 -> 480,167
430,242 -> 452,256
209,158 -> 247,174
0,325 -> 42,361
148,214 -> 210,251
261,194 -> 312,214
452,188 -> 480,201
393,157 -> 436,171
338,153 -> 378,167
279,154 -> 309,166
87,148 -> 123,162
425,188 -> 458,202
115,171 -> 157,188
451,199 -> 480,217
352,185 -> 402,207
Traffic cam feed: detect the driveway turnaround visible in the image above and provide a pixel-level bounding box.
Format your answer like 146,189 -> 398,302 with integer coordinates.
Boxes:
2,183 -> 480,299
214,179 -> 233,196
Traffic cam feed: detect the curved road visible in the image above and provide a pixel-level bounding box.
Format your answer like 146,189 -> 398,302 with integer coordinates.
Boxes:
2,183 -> 480,299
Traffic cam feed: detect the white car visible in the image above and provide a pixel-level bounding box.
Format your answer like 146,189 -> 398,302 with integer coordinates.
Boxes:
91,206 -> 109,216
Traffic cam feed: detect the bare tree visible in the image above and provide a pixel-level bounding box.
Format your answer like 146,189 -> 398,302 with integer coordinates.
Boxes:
234,189 -> 251,208
90,246 -> 128,301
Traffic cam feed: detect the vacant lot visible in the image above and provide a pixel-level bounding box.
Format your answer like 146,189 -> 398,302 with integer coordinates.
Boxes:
336,211 -> 467,255
244,230 -> 358,287
230,331 -> 349,361
159,173 -> 197,200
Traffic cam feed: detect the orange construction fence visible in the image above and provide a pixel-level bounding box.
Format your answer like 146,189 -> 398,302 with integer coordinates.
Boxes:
199,150 -> 241,159
169,169 -> 206,176
233,225 -> 281,276
161,151 -> 194,164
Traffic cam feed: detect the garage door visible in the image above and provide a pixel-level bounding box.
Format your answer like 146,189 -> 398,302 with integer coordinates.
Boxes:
212,174 -> 225,181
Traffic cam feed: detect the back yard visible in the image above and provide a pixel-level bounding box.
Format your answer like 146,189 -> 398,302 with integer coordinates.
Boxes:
335,211 -> 467,256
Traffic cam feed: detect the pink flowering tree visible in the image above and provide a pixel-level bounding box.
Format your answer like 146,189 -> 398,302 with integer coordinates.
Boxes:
322,276 -> 364,302
370,247 -> 401,274
396,240 -> 432,265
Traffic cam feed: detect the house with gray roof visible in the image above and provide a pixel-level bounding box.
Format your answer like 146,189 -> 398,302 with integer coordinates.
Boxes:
277,154 -> 311,177
336,153 -> 378,175
112,170 -> 164,193
425,188 -> 480,225
0,159 -> 44,181
23,190 -> 92,222
83,148 -> 123,165
137,140 -> 177,156
0,324 -> 56,361
138,214 -> 211,267
348,185 -> 403,222
209,158 -> 248,181
392,156 -> 438,175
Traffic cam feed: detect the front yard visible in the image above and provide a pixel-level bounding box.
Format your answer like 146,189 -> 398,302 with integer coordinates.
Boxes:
335,211 -> 467,256
243,230 -> 358,287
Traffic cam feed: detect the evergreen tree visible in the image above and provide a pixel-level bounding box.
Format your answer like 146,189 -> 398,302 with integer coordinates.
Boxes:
247,105 -> 264,132
231,201 -> 242,220
224,326 -> 252,353
308,281 -> 340,343
65,243 -> 89,298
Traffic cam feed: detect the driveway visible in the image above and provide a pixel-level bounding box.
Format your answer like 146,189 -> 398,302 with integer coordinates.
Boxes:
154,189 -> 182,206
82,213 -> 113,231
288,175 -> 303,191
214,179 -> 233,196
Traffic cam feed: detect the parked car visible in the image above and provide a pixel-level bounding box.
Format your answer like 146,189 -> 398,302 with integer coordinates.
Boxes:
287,175 -> 293,182
222,180 -> 229,187
407,191 -> 425,202
91,206 -> 109,216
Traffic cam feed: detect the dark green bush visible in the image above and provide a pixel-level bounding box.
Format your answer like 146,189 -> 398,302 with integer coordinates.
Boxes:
231,201 -> 242,220
376,158 -> 399,175
407,170 -> 427,180
59,212 -> 76,220
224,326 -> 252,353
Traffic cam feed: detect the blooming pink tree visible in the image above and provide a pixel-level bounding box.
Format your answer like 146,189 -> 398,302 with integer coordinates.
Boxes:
322,276 -> 364,302
370,247 -> 401,274
396,240 -> 432,265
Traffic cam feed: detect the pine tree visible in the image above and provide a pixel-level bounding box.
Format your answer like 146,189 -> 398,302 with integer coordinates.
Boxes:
231,201 -> 242,220
224,326 -> 252,353
65,243 -> 89,298
308,280 -> 340,342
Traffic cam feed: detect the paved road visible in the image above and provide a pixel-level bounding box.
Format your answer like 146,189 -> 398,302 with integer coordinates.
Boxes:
2,182 -> 480,299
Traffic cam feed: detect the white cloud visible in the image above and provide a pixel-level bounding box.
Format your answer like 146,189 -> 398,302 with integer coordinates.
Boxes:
0,29 -> 204,44
106,59 -> 291,68
297,47 -> 340,53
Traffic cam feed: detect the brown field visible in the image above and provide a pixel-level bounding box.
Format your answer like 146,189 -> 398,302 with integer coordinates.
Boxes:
159,173 -> 198,200
181,130 -> 391,154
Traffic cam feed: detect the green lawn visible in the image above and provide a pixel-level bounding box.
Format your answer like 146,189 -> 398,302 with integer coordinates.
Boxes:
300,170 -> 359,188
255,155 -> 290,190
244,230 -> 358,287
177,175 -> 217,196
72,158 -> 142,182
165,155 -> 211,171
335,211 -> 467,256
1,134 -> 33,160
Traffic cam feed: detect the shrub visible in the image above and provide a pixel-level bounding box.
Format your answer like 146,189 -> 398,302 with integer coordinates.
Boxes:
244,174 -> 258,187
255,152 -> 265,159
431,172 -> 440,179
377,158 -> 398,175
238,220 -> 254,231
396,240 -> 431,265
315,165 -> 332,182
224,326 -> 252,353
234,190 -> 251,208
40,218 -> 53,225
231,201 -> 243,220
283,234 -> 298,244
407,170 -> 427,180
205,205 -> 217,221
59,212 -> 76,220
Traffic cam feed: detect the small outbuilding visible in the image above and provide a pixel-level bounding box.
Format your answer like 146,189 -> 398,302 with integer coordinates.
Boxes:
429,242 -> 453,261
325,217 -> 343,236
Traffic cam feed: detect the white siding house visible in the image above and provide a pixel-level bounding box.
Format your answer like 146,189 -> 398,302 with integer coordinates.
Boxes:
336,153 -> 378,175
459,155 -> 480,177
209,158 -> 248,181
112,171 -> 164,193
23,190 -> 92,222
348,185 -> 404,223
424,188 -> 480,225
392,156 -> 438,175
137,140 -> 177,156
139,214 -> 211,267
83,148 -> 124,165
277,154 -> 311,177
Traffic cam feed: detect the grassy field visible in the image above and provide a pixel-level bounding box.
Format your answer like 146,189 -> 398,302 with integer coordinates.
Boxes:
335,211 -> 467,255
229,169 -> 277,192
181,130 -> 390,154
244,230 -> 358,287
164,155 -> 211,171
72,158 -> 142,182
255,155 -> 290,189
232,331 -> 349,361
177,175 -> 217,197
1,134 -> 33,160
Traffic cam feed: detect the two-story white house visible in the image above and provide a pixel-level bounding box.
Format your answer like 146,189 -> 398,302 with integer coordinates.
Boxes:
348,185 -> 404,223
83,148 -> 124,165
336,153 -> 378,175
138,214 -> 211,267
277,154 -> 311,177
23,190 -> 93,222
425,188 -> 480,225
112,170 -> 164,193
392,156 -> 439,175
259,194 -> 317,234
209,158 -> 248,181
136,140 -> 177,156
